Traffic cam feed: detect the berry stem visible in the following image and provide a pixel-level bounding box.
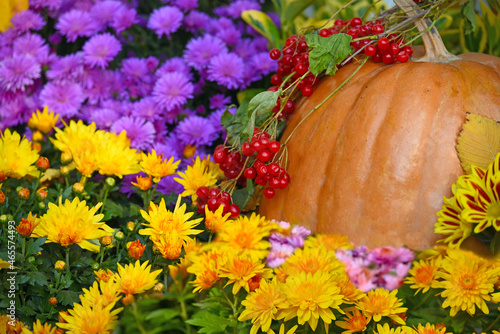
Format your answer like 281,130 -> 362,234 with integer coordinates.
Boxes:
393,0 -> 459,62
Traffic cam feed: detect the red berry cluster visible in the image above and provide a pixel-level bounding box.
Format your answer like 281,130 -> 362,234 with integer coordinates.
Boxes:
317,17 -> 413,65
241,128 -> 290,199
268,35 -> 320,115
213,145 -> 244,181
195,186 -> 241,218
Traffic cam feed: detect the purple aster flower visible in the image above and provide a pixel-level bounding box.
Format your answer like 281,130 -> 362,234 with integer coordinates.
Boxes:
110,7 -> 137,33
216,28 -> 241,46
175,115 -> 219,146
88,108 -> 121,130
111,117 -> 156,151
183,34 -> 227,71
121,57 -> 149,81
0,95 -> 28,129
145,56 -> 159,72
266,243 -> 296,268
90,1 -> 125,27
39,81 -> 84,118
366,247 -> 414,265
155,57 -> 192,79
0,55 -> 41,92
172,0 -> 198,11
48,33 -> 62,45
233,38 -> 255,60
56,9 -> 100,42
226,0 -> 261,18
207,52 -> 245,89
207,17 -> 234,35
153,135 -> 183,160
10,10 -> 45,33
157,174 -> 184,194
147,6 -> 183,39
83,33 -> 122,69
152,71 -> 194,112
29,0 -> 62,10
183,11 -> 209,32
132,97 -> 162,122
209,94 -> 231,110
153,120 -> 168,143
46,53 -> 84,83
13,33 -> 50,65
251,51 -> 278,76
84,69 -> 122,105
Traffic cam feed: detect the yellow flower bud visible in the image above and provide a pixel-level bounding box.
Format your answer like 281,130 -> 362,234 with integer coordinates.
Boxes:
73,182 -> 84,193
60,166 -> 70,175
126,221 -> 136,232
61,151 -> 72,164
32,131 -> 44,142
154,283 -> 165,293
55,260 -> 66,271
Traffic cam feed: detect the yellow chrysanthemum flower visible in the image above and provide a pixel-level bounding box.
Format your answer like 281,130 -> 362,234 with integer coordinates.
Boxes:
188,249 -> 224,292
21,319 -> 56,334
278,244 -> 344,281
374,323 -> 406,334
356,288 -> 407,324
153,232 -> 184,260
33,197 -> 113,252
304,233 -> 353,251
239,278 -> 289,334
216,213 -> 271,260
402,323 -> 451,334
115,260 -> 162,296
436,248 -> 500,316
28,106 -> 59,134
405,258 -> 440,295
139,196 -> 203,244
80,279 -> 121,308
456,155 -> 500,233
174,155 -> 217,201
278,270 -> 344,331
335,273 -> 366,304
0,129 -> 39,178
0,0 -> 28,33
57,298 -> 123,334
204,205 -> 231,233
140,149 -> 180,183
334,307 -> 370,334
218,253 -> 273,294
51,120 -> 140,178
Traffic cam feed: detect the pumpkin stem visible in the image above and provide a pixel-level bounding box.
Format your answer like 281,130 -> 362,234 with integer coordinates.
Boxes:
394,0 -> 460,62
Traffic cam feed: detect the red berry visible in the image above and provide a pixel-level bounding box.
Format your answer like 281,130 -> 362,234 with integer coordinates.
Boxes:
319,29 -> 331,37
346,28 -> 358,38
279,178 -> 289,189
270,74 -> 282,86
269,141 -> 280,153
197,203 -> 206,215
242,142 -> 254,157
282,55 -> 293,66
207,197 -> 219,211
358,25 -> 370,37
389,43 -> 400,55
295,63 -> 308,75
269,48 -> 281,60
350,17 -> 363,27
257,149 -> 272,162
267,86 -> 278,92
301,85 -> 313,96
364,45 -> 377,57
226,168 -> 239,179
387,33 -> 398,41
251,140 -> 263,152
298,40 -> 308,51
396,51 -> 409,63
372,52 -> 382,63
377,37 -> 390,50
300,52 -> 309,63
244,167 -> 256,179
352,40 -> 363,50
255,175 -> 267,186
269,178 -> 281,189
228,204 -> 240,218
196,186 -> 209,200
209,187 -> 220,198
259,137 -> 270,149
285,35 -> 296,46
334,18 -> 344,25
371,24 -> 384,35
403,46 -> 413,57
284,100 -> 295,114
221,191 -> 231,202
256,164 -> 268,175
213,147 -> 227,163
263,187 -> 275,199
292,55 -> 301,65
382,53 -> 395,64
268,163 -> 280,176
283,47 -> 294,56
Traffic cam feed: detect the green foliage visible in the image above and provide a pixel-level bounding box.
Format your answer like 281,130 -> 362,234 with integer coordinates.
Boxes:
304,33 -> 353,76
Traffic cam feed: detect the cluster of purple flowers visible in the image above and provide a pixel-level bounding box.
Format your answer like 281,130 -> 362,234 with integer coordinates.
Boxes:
0,0 -> 277,194
266,221 -> 311,268
335,246 -> 415,292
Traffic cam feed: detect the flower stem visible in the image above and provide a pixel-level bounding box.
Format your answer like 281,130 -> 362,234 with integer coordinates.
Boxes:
65,247 -> 70,274
486,313 -> 500,333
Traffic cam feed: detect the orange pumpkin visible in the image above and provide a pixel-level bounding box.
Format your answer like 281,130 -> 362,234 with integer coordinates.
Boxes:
259,0 -> 500,250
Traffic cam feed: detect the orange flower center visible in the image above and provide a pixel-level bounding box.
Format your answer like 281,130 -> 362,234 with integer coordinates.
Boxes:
487,202 -> 500,219
348,315 -> 368,330
460,275 -> 476,290
415,265 -> 434,284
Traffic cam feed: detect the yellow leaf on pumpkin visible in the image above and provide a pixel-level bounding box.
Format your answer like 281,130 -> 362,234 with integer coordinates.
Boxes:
456,113 -> 500,174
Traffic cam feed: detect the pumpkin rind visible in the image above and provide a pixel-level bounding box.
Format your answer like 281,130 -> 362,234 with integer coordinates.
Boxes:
259,53 -> 500,250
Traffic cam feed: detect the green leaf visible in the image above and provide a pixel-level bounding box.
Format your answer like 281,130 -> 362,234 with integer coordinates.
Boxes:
25,237 -> 47,256
145,309 -> 180,322
241,10 -> 281,49
57,290 -> 81,306
242,90 -> 282,139
232,179 -> 255,209
282,0 -> 315,27
461,0 -> 476,34
25,271 -> 48,286
305,33 -> 352,76
185,311 -> 235,334
103,199 -> 126,220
